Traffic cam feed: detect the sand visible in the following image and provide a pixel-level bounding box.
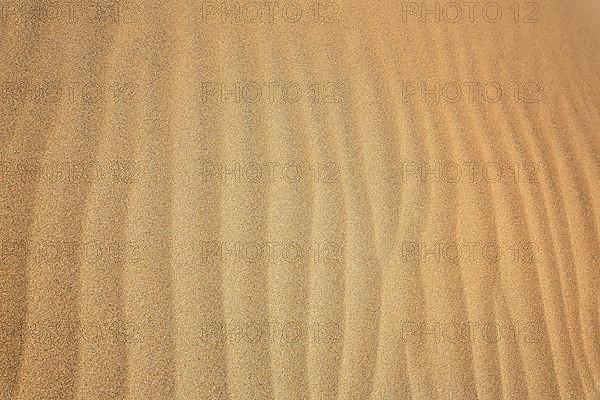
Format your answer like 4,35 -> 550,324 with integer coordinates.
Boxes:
0,0 -> 599,399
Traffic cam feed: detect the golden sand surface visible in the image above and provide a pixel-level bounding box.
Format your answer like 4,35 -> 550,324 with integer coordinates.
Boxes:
0,0 -> 599,399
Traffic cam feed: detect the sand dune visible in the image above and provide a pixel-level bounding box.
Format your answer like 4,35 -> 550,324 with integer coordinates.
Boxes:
1,0 -> 599,399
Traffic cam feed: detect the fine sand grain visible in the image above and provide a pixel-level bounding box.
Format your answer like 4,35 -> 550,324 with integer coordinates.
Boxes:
1,0 -> 599,399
